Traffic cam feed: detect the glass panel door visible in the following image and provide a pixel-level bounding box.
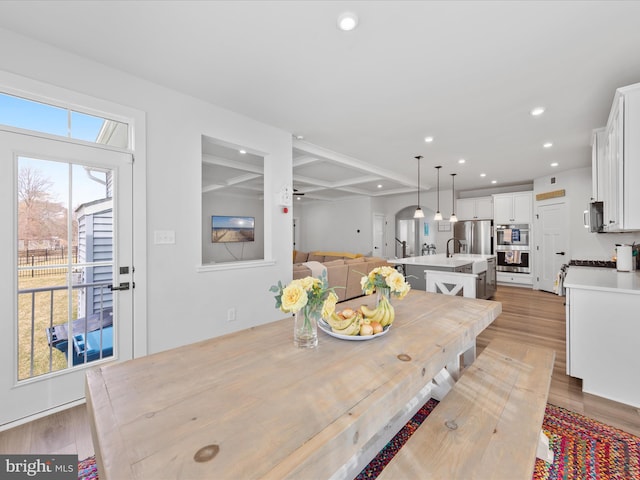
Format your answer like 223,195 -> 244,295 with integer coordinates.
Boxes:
0,130 -> 133,426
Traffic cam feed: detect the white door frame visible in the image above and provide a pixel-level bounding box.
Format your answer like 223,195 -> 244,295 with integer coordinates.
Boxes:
1,131 -> 135,426
293,216 -> 301,252
0,71 -> 147,429
373,213 -> 386,258
534,201 -> 569,292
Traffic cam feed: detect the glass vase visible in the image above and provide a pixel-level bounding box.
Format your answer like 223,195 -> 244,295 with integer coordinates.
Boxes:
376,286 -> 395,326
294,305 -> 319,348
376,286 -> 391,307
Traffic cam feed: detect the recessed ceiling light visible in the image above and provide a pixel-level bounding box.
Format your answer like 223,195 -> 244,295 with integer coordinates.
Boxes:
239,149 -> 246,154
480,173 -> 487,177
491,180 -> 497,184
530,107 -> 545,116
458,159 -> 466,164
337,12 -> 358,31
543,142 -> 553,148
377,184 -> 382,188
295,135 -> 304,140
551,162 -> 559,167
424,136 -> 434,143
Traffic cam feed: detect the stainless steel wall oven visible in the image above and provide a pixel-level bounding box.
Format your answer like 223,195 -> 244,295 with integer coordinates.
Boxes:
495,223 -> 530,273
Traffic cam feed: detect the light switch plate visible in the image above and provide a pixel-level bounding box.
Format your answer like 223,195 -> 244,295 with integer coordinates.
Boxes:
279,185 -> 293,207
154,230 -> 175,244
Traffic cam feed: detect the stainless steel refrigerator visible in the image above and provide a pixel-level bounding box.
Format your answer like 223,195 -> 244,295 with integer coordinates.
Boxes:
453,220 -> 493,255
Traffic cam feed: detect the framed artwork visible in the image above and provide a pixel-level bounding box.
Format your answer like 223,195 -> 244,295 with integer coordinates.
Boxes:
211,215 -> 255,243
438,222 -> 451,232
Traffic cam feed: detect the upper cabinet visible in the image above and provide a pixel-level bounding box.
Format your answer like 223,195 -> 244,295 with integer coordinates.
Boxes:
601,83 -> 640,232
493,192 -> 532,224
590,128 -> 606,202
456,196 -> 493,220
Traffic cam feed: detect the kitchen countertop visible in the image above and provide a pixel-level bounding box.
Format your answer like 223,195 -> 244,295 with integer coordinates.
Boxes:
388,254 -> 495,268
564,266 -> 640,295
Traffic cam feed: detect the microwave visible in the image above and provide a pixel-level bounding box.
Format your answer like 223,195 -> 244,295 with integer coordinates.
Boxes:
584,201 -> 604,233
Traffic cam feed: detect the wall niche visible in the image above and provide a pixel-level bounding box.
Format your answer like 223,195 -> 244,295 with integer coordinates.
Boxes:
201,135 -> 264,264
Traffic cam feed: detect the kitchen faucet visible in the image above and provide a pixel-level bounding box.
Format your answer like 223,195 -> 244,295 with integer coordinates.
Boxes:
446,237 -> 462,258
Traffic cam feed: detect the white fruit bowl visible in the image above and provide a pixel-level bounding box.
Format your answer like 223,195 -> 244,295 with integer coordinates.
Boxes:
317,318 -> 391,341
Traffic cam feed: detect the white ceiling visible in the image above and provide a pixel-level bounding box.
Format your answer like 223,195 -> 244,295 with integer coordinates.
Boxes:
2,1 -> 640,200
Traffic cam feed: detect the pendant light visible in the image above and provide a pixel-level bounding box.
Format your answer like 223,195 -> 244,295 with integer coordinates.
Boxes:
434,166 -> 443,221
449,173 -> 458,223
413,155 -> 425,218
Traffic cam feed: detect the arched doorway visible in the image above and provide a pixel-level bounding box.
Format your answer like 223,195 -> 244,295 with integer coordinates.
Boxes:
395,205 -> 435,258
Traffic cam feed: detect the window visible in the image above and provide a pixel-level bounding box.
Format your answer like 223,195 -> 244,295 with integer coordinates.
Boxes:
0,92 -> 129,148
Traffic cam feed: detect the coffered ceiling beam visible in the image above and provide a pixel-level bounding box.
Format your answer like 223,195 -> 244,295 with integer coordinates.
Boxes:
202,154 -> 263,174
293,174 -> 383,189
202,172 -> 262,193
293,139 -> 417,188
292,155 -> 319,168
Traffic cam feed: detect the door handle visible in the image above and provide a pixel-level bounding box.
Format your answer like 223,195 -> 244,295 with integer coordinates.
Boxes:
555,252 -> 566,256
109,282 -> 131,291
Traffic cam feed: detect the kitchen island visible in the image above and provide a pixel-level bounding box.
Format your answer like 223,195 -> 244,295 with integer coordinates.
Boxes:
564,267 -> 640,407
86,291 -> 501,480
389,254 -> 497,299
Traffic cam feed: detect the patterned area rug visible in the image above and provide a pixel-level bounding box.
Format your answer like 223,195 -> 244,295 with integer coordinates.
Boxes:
78,455 -> 99,480
77,402 -> 640,480
535,403 -> 640,479
356,400 -> 640,480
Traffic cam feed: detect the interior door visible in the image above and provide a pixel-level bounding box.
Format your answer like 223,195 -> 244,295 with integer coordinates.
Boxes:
0,130 -> 133,427
537,202 -> 568,293
373,213 -> 385,257
293,216 -> 300,252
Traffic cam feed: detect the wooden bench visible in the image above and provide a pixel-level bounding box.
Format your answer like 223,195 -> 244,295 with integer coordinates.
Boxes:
377,338 -> 556,480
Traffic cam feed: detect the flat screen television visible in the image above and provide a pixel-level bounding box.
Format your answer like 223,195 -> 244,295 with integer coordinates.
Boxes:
211,215 -> 255,243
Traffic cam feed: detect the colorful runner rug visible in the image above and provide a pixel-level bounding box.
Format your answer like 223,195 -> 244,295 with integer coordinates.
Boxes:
77,401 -> 640,480
356,400 -> 640,480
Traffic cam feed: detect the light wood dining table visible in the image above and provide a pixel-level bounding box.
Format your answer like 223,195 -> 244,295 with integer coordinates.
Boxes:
86,290 -> 501,479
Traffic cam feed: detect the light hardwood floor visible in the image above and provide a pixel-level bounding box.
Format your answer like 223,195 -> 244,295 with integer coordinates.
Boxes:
1,285 -> 639,458
478,285 -> 640,437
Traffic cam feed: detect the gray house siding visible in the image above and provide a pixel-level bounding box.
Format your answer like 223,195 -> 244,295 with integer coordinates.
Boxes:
77,201 -> 113,317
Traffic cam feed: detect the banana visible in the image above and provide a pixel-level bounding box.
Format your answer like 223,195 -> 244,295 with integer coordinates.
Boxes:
332,317 -> 362,336
378,296 -> 396,327
371,305 -> 387,323
386,302 -> 395,326
360,304 -> 378,319
326,312 -> 357,330
378,300 -> 390,327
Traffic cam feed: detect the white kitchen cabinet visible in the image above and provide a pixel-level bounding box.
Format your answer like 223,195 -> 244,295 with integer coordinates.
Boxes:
603,96 -> 623,230
601,82 -> 640,231
590,128 -> 606,202
566,280 -> 640,407
493,192 -> 532,224
496,272 -> 532,286
456,196 -> 493,220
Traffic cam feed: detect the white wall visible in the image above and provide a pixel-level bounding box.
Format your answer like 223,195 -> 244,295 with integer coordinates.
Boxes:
0,28 -> 293,354
297,197 -> 373,253
534,166 -> 640,261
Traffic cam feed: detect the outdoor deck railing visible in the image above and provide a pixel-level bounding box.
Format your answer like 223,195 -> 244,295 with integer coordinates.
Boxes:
18,281 -> 112,379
